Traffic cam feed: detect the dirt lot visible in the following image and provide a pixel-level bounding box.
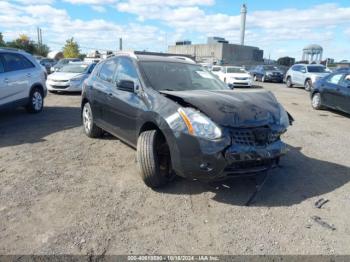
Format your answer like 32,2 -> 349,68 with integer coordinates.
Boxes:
1,83 -> 350,255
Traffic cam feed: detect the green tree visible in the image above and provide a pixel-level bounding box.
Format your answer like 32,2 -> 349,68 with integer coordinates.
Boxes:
35,43 -> 50,57
63,38 -> 80,58
0,32 -> 6,47
6,34 -> 37,54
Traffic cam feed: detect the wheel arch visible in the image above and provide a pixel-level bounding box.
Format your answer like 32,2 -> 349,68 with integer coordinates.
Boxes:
29,83 -> 44,96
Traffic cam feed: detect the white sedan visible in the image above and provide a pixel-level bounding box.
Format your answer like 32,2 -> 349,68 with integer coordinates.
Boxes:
217,66 -> 252,88
46,62 -> 96,93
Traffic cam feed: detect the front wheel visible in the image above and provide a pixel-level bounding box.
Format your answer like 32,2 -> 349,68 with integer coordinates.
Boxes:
26,87 -> 44,113
82,102 -> 103,138
304,79 -> 312,91
286,77 -> 293,88
261,75 -> 266,82
253,75 -> 257,81
137,130 -> 175,188
311,93 -> 323,110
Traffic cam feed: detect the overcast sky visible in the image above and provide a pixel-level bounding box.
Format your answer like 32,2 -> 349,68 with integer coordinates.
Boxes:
0,0 -> 349,61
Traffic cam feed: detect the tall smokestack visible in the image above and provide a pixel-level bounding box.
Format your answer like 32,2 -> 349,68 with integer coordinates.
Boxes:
119,37 -> 123,51
240,4 -> 247,46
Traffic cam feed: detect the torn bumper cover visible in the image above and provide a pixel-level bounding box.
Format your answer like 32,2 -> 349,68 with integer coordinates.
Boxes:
170,128 -> 288,181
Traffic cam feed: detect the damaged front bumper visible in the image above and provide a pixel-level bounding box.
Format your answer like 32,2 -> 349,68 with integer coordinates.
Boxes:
169,127 -> 288,181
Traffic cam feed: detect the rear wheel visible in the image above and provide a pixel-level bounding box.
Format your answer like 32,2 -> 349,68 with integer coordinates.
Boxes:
26,87 -> 44,113
137,130 -> 174,188
286,77 -> 293,88
311,93 -> 323,110
304,79 -> 312,91
82,102 -> 103,138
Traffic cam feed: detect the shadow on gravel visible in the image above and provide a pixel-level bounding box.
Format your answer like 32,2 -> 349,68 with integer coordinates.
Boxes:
0,106 -> 81,148
158,145 -> 350,207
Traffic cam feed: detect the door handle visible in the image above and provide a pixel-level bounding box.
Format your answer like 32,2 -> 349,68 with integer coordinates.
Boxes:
4,78 -> 9,83
26,73 -> 32,78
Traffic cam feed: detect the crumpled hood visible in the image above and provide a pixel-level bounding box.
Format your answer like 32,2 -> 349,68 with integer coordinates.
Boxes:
160,89 -> 282,128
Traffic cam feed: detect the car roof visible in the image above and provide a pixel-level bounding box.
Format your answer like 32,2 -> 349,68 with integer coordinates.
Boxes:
135,55 -> 196,65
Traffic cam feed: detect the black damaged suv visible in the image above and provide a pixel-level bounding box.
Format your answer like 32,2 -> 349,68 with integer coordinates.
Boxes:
81,53 -> 292,188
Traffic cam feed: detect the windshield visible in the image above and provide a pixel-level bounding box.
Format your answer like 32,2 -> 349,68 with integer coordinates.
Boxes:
139,61 -> 228,92
226,67 -> 247,73
263,66 -> 277,70
307,66 -> 326,73
59,64 -> 89,73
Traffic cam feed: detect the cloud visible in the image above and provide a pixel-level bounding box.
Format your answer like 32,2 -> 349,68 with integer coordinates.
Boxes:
91,5 -> 107,13
0,3 -> 166,52
63,0 -> 117,4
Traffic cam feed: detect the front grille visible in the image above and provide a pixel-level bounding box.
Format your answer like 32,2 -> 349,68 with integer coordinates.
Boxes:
235,77 -> 248,80
51,79 -> 68,83
51,85 -> 69,89
230,128 -> 280,146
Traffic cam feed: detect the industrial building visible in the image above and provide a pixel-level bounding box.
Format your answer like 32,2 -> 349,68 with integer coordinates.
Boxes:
167,4 -> 264,66
168,38 -> 264,65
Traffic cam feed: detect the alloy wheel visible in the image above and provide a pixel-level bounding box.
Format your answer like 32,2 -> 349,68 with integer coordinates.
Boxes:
83,105 -> 92,133
32,91 -> 43,111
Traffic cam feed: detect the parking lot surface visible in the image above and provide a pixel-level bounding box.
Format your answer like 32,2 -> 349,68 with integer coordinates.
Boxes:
1,83 -> 350,255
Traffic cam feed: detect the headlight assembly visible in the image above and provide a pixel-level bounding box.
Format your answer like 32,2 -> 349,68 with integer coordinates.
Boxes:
176,108 -> 222,140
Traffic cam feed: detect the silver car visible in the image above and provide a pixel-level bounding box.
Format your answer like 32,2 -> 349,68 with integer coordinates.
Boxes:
0,48 -> 47,113
285,64 -> 330,91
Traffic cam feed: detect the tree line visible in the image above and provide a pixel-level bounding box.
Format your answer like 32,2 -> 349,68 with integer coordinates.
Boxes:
0,33 -> 82,59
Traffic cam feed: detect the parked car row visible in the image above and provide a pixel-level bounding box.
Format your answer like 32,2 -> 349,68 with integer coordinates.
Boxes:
1,48 -> 349,189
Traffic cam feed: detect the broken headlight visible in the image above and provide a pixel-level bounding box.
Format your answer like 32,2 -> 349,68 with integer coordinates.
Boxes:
177,108 -> 222,140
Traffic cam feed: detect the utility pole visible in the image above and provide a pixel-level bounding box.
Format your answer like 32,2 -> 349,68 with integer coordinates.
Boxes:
119,37 -> 123,51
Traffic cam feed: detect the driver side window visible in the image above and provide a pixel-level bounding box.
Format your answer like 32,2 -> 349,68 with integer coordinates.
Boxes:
327,74 -> 343,85
115,57 -> 139,85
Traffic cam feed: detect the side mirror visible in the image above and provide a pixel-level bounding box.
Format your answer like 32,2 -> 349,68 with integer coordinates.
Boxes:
117,79 -> 135,92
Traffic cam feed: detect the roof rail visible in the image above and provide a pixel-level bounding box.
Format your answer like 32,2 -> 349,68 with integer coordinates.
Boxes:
0,47 -> 26,52
168,56 -> 196,64
115,51 -> 137,59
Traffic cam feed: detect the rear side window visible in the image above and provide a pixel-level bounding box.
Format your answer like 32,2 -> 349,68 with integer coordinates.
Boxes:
2,53 -> 35,72
98,60 -> 117,82
327,74 -> 343,85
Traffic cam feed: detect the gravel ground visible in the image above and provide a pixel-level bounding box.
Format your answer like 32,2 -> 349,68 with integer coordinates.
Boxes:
0,83 -> 350,255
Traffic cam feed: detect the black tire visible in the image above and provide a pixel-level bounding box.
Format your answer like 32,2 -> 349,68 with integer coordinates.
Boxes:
26,87 -> 44,113
304,79 -> 312,91
253,75 -> 257,81
286,77 -> 293,88
82,102 -> 103,138
261,75 -> 266,82
311,92 -> 323,110
137,130 -> 174,188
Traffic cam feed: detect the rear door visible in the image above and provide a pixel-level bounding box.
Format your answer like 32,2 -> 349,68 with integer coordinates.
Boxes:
294,65 -> 305,85
0,52 -> 34,106
322,73 -> 343,108
91,59 -> 118,126
337,73 -> 350,113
